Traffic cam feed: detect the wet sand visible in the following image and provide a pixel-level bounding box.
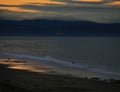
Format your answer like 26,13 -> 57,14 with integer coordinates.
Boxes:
0,58 -> 120,92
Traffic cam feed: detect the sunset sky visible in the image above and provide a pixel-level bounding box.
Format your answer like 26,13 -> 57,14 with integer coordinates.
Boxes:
0,0 -> 120,23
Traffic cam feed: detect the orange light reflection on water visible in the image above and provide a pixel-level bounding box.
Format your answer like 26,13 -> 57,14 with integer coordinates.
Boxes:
8,65 -> 47,73
0,59 -> 47,73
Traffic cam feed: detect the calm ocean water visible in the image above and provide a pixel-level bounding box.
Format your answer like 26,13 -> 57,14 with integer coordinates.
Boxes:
0,36 -> 120,79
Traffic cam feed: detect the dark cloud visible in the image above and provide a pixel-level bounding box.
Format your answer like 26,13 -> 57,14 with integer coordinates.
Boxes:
52,0 -> 120,5
0,4 -> 16,7
0,3 -> 117,11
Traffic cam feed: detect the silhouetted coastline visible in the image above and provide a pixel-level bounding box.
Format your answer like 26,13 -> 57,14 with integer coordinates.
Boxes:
0,19 -> 120,36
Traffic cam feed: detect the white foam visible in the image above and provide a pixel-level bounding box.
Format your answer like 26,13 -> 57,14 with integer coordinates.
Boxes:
0,51 -> 83,68
0,44 -> 6,46
0,51 -> 120,78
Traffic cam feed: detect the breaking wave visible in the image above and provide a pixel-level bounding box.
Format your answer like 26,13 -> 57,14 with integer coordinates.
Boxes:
0,51 -> 120,78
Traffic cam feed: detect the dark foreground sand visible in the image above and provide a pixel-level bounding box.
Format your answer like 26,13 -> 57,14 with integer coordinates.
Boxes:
0,64 -> 120,92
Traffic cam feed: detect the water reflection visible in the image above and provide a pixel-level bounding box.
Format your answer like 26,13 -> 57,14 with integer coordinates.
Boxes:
0,58 -> 48,73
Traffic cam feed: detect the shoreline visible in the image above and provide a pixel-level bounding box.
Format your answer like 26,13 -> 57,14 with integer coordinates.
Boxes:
0,56 -> 120,80
0,57 -> 120,81
0,61 -> 120,92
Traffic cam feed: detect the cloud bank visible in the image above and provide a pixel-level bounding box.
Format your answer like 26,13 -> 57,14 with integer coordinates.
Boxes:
0,0 -> 120,23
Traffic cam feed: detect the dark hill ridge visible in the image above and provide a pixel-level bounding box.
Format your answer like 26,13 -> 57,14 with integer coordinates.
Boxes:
0,19 -> 120,36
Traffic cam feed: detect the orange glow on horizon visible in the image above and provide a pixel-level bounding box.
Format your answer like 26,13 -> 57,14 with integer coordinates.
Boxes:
73,0 -> 102,2
0,7 -> 38,12
0,0 -> 66,12
0,0 -> 66,5
106,1 -> 120,6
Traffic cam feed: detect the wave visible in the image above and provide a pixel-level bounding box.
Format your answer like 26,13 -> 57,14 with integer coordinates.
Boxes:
0,44 -> 7,46
0,51 -> 83,68
0,51 -> 120,77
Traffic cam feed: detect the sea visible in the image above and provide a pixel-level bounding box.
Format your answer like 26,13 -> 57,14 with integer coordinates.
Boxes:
0,36 -> 120,79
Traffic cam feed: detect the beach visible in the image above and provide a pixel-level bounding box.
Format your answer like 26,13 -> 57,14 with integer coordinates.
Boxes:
0,0 -> 120,91
0,58 -> 120,92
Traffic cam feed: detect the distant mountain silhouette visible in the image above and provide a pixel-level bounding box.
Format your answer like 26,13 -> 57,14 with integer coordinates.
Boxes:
0,19 -> 120,36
